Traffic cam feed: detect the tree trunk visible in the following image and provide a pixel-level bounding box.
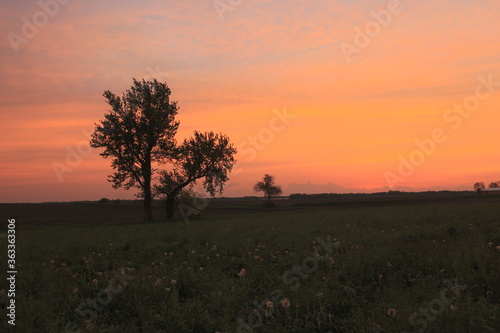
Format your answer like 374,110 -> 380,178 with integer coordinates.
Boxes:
143,158 -> 153,221
166,194 -> 176,219
143,185 -> 153,221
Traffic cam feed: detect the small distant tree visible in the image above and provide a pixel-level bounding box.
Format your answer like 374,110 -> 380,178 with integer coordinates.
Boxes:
488,182 -> 499,188
474,182 -> 485,195
253,174 -> 283,206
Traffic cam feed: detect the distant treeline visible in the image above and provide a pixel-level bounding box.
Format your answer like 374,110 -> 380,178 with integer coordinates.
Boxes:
289,190 -> 474,199
47,190 -> 475,204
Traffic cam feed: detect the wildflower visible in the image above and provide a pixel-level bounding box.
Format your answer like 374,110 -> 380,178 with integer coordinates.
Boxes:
171,279 -> 177,285
73,288 -> 79,293
155,279 -> 162,286
49,260 -> 55,264
387,308 -> 397,317
316,292 -> 323,297
92,279 -> 98,284
450,304 -> 458,310
199,267 -> 204,271
191,250 -> 196,254
496,246 -> 500,251
328,257 -> 335,264
71,274 -> 77,279
488,242 -> 494,246
266,301 -> 274,308
96,272 -> 103,276
165,288 -> 170,293
280,298 -> 291,308
238,268 -> 246,277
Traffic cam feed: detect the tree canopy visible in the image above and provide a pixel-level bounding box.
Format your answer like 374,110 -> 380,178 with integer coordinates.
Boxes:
90,78 -> 236,220
473,182 -> 485,195
90,78 -> 179,220
154,131 -> 237,218
253,174 -> 283,206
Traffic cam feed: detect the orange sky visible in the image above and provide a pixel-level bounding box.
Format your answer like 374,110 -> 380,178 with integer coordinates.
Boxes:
1,0 -> 500,202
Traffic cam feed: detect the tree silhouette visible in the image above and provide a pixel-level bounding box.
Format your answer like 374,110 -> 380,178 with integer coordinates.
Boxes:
253,174 -> 283,206
473,182 -> 485,195
90,79 -> 237,221
154,131 -> 236,219
488,182 -> 499,188
90,78 -> 180,221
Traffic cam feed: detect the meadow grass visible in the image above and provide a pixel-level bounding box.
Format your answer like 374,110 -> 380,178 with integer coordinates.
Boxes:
1,202 -> 499,332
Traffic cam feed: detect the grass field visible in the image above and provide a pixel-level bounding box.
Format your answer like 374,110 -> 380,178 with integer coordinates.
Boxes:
1,198 -> 500,332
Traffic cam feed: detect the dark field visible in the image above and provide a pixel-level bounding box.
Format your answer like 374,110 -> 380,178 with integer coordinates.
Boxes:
1,193 -> 499,332
1,191 -> 498,227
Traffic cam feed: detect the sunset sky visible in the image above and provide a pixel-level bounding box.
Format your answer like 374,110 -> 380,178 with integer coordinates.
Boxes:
1,0 -> 499,203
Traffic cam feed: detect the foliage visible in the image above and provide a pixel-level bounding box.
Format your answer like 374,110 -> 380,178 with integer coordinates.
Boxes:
254,174 -> 283,206
473,182 -> 485,194
154,131 -> 236,218
90,78 -> 179,220
90,79 -> 236,220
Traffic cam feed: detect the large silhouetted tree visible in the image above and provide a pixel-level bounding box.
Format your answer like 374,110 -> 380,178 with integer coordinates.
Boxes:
254,174 -> 283,206
488,182 -> 499,188
154,131 -> 236,219
90,78 -> 179,221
